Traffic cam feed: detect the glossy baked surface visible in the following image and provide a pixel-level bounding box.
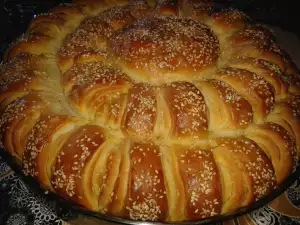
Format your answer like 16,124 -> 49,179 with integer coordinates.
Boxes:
0,0 -> 300,222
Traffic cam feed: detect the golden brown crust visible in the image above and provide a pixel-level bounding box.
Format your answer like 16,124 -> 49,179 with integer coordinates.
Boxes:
62,58 -> 132,120
214,67 -> 275,123
213,137 -> 275,213
109,15 -> 220,84
161,82 -> 208,140
72,0 -> 109,15
51,124 -> 108,209
106,141 -> 131,216
0,53 -> 59,103
245,123 -> 298,183
127,1 -> 153,19
22,115 -> 83,189
107,142 -> 169,221
28,14 -> 67,38
125,142 -> 168,221
229,25 -> 276,50
87,138 -> 124,211
5,4 -> 86,61
174,145 -> 222,219
266,95 -> 300,154
0,94 -> 43,159
281,73 -> 300,95
58,2 -> 152,73
229,57 -> 288,100
5,37 -> 54,62
179,0 -> 212,20
229,31 -> 286,71
205,9 -> 249,37
95,92 -> 129,131
197,79 -> 253,131
155,0 -> 178,15
1,0 -> 300,223
0,91 -> 70,160
121,84 -> 157,140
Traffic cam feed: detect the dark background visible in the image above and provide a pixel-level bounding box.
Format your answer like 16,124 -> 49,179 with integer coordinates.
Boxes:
1,0 -> 300,61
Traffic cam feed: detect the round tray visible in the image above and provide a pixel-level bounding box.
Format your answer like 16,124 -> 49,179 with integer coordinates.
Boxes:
1,149 -> 300,225
1,1 -> 300,224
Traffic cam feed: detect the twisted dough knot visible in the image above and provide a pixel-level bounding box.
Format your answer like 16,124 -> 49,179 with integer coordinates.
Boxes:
0,0 -> 300,222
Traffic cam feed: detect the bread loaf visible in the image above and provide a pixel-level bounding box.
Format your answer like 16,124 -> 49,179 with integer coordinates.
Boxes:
1,0 -> 299,222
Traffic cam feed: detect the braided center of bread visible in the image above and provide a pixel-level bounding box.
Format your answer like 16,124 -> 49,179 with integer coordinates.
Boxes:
1,0 -> 300,223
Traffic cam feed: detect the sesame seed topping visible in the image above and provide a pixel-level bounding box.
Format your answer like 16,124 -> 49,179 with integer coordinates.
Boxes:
218,137 -> 276,199
164,82 -> 208,137
51,125 -> 106,198
123,84 -> 156,138
217,67 -> 275,116
1,2 -> 298,222
109,14 -> 219,81
127,143 -> 166,221
177,147 -> 221,218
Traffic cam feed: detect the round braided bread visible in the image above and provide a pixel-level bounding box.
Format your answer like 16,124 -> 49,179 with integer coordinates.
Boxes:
1,0 -> 300,222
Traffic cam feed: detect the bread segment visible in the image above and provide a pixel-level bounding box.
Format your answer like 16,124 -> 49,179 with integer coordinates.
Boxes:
22,116 -> 85,189
108,142 -> 170,221
0,94 -> 42,159
245,123 -> 298,183
0,0 -> 300,223
229,25 -> 276,50
266,95 -> 300,154
107,141 -> 131,215
214,67 -> 275,123
229,57 -> 288,100
213,137 -> 275,213
0,92 -> 69,160
93,139 -> 123,211
109,15 -> 220,84
229,28 -> 286,71
159,145 -> 185,221
51,124 -> 109,209
73,0 -> 129,14
5,4 -> 86,61
281,72 -> 300,95
178,0 -> 212,20
58,1 -> 152,73
154,0 -> 178,15
205,9 -> 249,37
121,84 -> 157,140
72,0 -> 110,16
0,53 -> 61,103
197,79 -> 253,131
174,145 -> 222,219
62,58 -> 132,121
161,82 -> 208,140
